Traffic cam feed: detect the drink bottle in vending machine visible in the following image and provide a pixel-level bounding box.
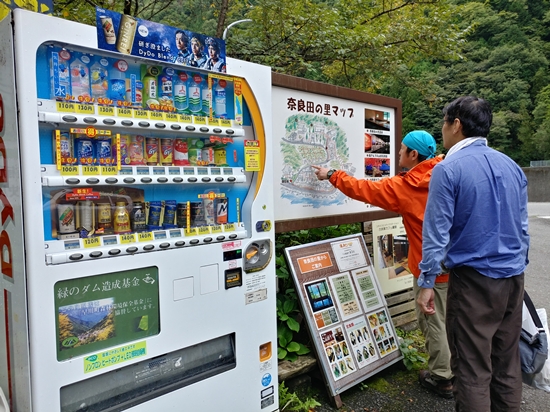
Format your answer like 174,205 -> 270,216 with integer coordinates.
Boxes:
0,8 -> 277,412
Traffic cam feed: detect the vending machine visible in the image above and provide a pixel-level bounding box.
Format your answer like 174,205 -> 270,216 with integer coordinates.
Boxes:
0,9 -> 278,412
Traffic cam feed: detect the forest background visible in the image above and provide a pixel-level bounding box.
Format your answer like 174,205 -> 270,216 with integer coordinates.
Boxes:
51,0 -> 550,166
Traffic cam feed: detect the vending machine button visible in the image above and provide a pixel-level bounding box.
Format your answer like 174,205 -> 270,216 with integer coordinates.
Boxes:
123,177 -> 136,183
227,177 -> 236,182
143,245 -> 155,251
216,235 -> 226,241
103,119 -> 116,125
69,253 -> 83,260
86,178 -> 100,184
187,177 -> 198,183
121,120 -> 134,126
171,124 -> 182,130
226,129 -> 235,135
185,125 -> 195,131
201,177 -> 211,182
199,127 -> 209,132
157,177 -> 168,183
190,239 -> 200,245
65,178 -> 80,184
138,121 -> 150,127
126,246 -> 138,254
62,115 -> 77,122
155,123 -> 166,129
105,177 -> 118,184
108,249 -> 121,255
204,237 -> 213,243
213,128 -> 222,133
89,251 -> 103,258
175,241 -> 185,247
215,177 -> 224,182
229,234 -> 238,239
83,117 -> 97,124
141,177 -> 153,183
159,242 -> 170,248
172,177 -> 183,183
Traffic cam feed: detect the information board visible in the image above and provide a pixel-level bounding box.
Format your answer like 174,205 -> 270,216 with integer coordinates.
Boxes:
285,234 -> 402,397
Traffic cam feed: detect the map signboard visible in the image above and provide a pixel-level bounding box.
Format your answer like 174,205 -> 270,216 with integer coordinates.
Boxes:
272,75 -> 401,231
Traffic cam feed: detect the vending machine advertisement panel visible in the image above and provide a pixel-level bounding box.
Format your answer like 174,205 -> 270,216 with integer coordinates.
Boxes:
0,9 -> 278,412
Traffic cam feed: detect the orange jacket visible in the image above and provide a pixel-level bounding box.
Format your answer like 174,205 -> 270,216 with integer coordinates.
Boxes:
329,157 -> 448,283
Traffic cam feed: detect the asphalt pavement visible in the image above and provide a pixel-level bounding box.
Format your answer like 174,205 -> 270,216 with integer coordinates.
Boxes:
293,203 -> 550,412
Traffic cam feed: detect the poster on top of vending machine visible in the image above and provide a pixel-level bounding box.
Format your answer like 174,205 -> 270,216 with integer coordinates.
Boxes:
95,7 -> 227,72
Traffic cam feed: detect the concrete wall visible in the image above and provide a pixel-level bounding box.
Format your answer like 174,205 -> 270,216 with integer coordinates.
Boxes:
523,167 -> 550,202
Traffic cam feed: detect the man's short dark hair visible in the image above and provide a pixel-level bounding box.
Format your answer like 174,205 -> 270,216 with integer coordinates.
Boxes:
443,96 -> 492,138
205,37 -> 220,52
176,30 -> 188,43
406,147 -> 428,163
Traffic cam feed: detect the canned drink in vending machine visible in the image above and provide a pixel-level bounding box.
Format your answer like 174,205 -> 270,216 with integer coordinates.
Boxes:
176,202 -> 188,228
130,201 -> 147,232
147,200 -> 162,230
201,147 -> 215,165
58,131 -> 73,165
95,138 -> 112,165
215,197 -> 228,224
163,200 -> 177,229
160,138 -> 173,166
146,137 -> 159,165
96,202 -> 113,233
173,138 -> 189,166
203,198 -> 215,225
56,203 -> 78,239
75,137 -> 95,165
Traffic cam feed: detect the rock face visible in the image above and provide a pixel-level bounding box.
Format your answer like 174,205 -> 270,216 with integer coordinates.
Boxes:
278,355 -> 317,381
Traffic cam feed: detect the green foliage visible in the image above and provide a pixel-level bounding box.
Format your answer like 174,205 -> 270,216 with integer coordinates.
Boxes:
276,224 -> 361,361
278,382 -> 321,412
396,328 -> 428,371
399,338 -> 427,371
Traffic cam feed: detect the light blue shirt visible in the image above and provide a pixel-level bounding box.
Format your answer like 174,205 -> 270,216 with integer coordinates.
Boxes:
418,141 -> 529,288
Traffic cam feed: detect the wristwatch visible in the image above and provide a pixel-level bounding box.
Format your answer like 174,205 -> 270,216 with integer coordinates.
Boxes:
326,169 -> 336,180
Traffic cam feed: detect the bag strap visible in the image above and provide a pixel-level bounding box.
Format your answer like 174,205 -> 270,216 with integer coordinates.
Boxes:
524,290 -> 544,330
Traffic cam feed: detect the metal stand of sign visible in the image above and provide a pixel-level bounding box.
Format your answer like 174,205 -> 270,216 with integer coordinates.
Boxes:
284,233 -> 403,404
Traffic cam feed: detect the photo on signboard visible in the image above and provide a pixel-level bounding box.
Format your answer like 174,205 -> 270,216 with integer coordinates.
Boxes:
364,156 -> 391,178
367,308 -> 398,358
344,316 -> 380,369
320,326 -> 356,381
304,279 -> 341,330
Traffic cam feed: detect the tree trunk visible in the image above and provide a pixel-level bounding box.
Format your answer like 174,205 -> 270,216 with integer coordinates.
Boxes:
216,0 -> 230,39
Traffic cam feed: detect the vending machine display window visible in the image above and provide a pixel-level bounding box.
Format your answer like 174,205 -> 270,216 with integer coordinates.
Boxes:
60,333 -> 236,412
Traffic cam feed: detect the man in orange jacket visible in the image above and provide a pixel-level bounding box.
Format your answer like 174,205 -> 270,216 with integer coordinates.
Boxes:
313,130 -> 453,398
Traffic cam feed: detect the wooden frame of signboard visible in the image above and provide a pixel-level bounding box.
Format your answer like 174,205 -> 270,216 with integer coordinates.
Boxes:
285,233 -> 403,407
272,72 -> 401,233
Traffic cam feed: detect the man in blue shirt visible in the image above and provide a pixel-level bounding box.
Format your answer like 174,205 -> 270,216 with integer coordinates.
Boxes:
417,96 -> 529,411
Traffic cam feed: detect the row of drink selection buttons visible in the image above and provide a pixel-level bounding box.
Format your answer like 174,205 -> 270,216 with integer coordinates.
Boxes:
60,115 -> 235,135
65,176 -> 236,185
67,233 -> 239,261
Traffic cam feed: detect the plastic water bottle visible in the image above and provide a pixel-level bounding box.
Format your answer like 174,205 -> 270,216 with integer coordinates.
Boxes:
70,57 -> 91,102
173,72 -> 189,113
90,60 -> 109,101
213,79 -> 227,118
201,79 -> 211,116
188,74 -> 202,113
109,70 -> 126,103
50,49 -> 71,100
